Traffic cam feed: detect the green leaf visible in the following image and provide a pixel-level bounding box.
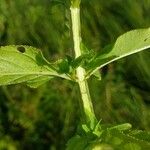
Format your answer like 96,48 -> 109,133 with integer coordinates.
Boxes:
109,123 -> 132,131
101,129 -> 150,149
66,135 -> 90,150
26,76 -> 53,88
57,58 -> 70,74
80,42 -> 91,54
92,70 -> 101,80
123,143 -> 141,150
0,45 -> 69,87
67,122 -> 150,150
129,130 -> 150,143
86,28 -> 150,77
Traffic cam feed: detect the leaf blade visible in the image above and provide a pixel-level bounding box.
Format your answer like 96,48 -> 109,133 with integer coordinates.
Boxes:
86,28 -> 150,76
0,45 -> 69,87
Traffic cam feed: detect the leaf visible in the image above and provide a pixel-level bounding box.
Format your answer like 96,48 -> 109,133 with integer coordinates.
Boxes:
0,45 -> 69,87
92,70 -> 101,80
101,129 -> 150,149
72,52 -> 94,69
123,143 -> 141,150
86,28 -> 150,77
57,59 -> 70,74
129,130 -> 150,143
67,123 -> 150,150
66,135 -> 90,150
109,123 -> 132,131
56,55 -> 74,74
80,42 -> 91,54
26,76 -> 53,88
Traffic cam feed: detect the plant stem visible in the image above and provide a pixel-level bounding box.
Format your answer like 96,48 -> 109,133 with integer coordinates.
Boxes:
70,4 -> 96,126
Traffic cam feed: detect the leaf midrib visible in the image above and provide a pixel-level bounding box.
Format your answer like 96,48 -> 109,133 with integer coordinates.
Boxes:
87,45 -> 150,77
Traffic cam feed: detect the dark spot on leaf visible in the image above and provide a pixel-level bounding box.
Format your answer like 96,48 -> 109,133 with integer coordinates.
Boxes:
144,37 -> 149,41
17,46 -> 25,53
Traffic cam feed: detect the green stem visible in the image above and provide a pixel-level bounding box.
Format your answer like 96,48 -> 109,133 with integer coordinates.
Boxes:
71,0 -> 81,8
70,5 -> 96,126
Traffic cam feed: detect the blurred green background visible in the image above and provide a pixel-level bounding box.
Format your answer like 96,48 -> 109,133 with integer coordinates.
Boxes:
0,0 -> 150,149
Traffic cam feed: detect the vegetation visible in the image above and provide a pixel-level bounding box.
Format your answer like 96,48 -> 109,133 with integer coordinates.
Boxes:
0,0 -> 150,149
